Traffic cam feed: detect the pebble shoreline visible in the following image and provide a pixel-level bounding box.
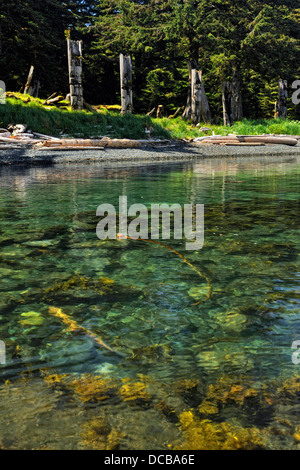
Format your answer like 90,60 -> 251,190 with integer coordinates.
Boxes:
0,141 -> 299,165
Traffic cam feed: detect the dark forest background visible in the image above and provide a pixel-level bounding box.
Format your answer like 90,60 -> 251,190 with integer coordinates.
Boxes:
1,0 -> 300,120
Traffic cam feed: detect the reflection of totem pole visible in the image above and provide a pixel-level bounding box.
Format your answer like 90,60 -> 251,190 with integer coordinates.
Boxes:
120,54 -> 133,114
67,39 -> 83,110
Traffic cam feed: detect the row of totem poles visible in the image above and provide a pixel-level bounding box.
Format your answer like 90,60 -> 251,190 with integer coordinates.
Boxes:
65,40 -> 133,115
24,39 -> 288,125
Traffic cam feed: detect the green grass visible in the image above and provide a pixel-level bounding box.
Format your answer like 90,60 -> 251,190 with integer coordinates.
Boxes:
1,93 -> 300,140
0,93 -> 170,140
157,117 -> 300,139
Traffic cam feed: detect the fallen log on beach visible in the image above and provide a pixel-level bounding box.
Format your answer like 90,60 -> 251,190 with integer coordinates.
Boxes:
41,137 -> 142,149
194,135 -> 298,146
37,146 -> 106,151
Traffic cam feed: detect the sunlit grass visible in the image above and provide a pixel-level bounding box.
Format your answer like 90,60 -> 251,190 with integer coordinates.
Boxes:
157,116 -> 300,139
0,94 -> 170,139
1,93 -> 300,140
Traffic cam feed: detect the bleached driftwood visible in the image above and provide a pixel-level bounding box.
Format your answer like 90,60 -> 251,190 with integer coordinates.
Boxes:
43,96 -> 64,106
24,65 -> 34,95
0,129 -> 11,138
42,137 -> 142,149
194,135 -> 298,146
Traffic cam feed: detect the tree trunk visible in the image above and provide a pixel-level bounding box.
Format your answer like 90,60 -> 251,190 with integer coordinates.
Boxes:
0,80 -> 6,105
183,63 -> 212,124
182,61 -> 193,120
222,69 -> 243,126
32,80 -> 40,98
278,79 -> 288,119
67,39 -> 83,111
120,54 -> 133,114
198,71 -> 212,124
24,65 -> 34,95
191,68 -> 201,125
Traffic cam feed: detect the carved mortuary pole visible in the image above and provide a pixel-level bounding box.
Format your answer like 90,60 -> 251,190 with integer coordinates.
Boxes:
120,53 -> 133,114
278,79 -> 288,119
67,39 -> 83,110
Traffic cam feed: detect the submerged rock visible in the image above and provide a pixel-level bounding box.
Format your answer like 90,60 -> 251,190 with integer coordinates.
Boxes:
215,309 -> 248,333
174,410 -> 265,450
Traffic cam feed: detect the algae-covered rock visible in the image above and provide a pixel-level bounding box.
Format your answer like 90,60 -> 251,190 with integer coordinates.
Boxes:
198,400 -> 219,415
19,310 -> 44,326
174,410 -> 265,450
119,377 -> 151,405
277,376 -> 300,399
215,309 -> 248,333
80,417 -> 125,450
205,376 -> 259,406
188,285 -> 211,300
68,374 -> 117,403
129,343 -> 172,362
39,274 -> 141,305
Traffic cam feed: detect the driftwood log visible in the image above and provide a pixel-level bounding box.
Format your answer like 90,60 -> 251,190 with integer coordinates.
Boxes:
168,106 -> 184,119
24,66 -> 34,95
42,138 -> 142,149
42,95 -> 64,106
146,107 -> 156,117
195,135 -> 298,146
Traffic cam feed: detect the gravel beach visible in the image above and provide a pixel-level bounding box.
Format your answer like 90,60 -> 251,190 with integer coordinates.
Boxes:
0,141 -> 299,165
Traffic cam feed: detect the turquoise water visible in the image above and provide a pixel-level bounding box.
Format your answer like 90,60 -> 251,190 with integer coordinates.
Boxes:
0,156 -> 299,449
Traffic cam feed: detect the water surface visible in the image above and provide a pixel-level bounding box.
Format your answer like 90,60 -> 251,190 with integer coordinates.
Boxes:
0,156 -> 299,450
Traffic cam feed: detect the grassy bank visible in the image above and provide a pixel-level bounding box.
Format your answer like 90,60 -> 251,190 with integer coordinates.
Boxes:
157,117 -> 300,140
0,93 -> 170,140
1,92 -> 300,140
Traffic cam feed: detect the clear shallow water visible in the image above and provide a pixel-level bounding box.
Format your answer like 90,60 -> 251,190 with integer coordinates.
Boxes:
0,156 -> 299,450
